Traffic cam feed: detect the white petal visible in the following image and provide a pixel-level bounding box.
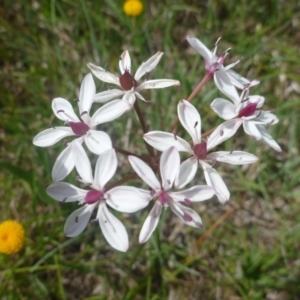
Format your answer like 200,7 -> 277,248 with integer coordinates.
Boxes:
174,158 -> 198,189
94,89 -> 124,103
136,188 -> 154,198
79,73 -> 95,115
214,69 -> 240,105
119,50 -> 131,74
243,121 -> 262,140
144,131 -> 192,153
52,143 -> 75,182
201,161 -> 229,204
87,63 -> 120,86
207,151 -> 258,165
226,69 -> 250,89
168,199 -> 202,228
93,149 -> 117,189
91,100 -> 131,126
254,111 -> 279,125
171,185 -> 215,202
72,141 -> 93,184
33,127 -> 74,147
139,202 -> 162,243
98,202 -> 129,252
84,130 -> 112,155
160,147 -> 180,190
178,100 -> 201,144
128,156 -> 160,190
256,125 -> 282,152
207,119 -> 242,150
134,52 -> 163,81
210,98 -> 237,120
64,204 -> 96,237
122,90 -> 136,106
137,79 -> 180,90
248,95 -> 265,108
135,91 -> 147,101
52,98 -> 80,122
224,61 -> 240,71
47,182 -> 87,202
107,186 -> 151,213
186,36 -> 214,68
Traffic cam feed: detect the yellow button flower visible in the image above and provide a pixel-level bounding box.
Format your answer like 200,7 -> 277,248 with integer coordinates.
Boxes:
0,220 -> 25,255
123,0 -> 143,17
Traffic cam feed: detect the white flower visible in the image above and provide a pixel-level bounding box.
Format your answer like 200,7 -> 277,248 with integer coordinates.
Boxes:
88,50 -> 180,105
33,73 -> 131,182
46,149 -> 151,252
144,100 -> 259,203
211,83 -> 282,152
186,36 -> 240,87
128,147 -> 215,243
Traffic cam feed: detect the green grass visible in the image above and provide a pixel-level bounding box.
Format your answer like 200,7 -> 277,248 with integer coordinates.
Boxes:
1,0 -> 300,299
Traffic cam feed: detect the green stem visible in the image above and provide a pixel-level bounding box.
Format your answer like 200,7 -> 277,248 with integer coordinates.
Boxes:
133,100 -> 156,159
114,146 -> 145,160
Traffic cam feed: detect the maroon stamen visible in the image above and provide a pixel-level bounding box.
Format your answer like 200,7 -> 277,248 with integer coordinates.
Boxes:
268,119 -> 275,125
238,102 -> 258,118
69,121 -> 89,136
241,97 -> 249,103
119,70 -> 138,91
256,111 -> 262,117
85,190 -> 104,204
194,141 -> 207,160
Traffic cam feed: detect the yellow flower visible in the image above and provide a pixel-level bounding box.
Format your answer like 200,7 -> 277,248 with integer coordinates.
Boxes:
0,220 -> 25,255
123,0 -> 143,17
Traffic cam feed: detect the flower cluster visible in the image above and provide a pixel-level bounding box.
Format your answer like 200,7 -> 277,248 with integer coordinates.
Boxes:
33,36 -> 281,251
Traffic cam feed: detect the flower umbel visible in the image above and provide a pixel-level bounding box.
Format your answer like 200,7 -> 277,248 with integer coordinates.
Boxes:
0,220 -> 25,255
32,33 -> 282,251
123,0 -> 143,16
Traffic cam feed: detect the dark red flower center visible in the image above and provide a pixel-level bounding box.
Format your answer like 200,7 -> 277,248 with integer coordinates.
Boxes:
85,190 -> 104,204
119,70 -> 138,91
158,191 -> 169,205
69,121 -> 89,136
194,141 -> 207,160
238,102 -> 258,118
